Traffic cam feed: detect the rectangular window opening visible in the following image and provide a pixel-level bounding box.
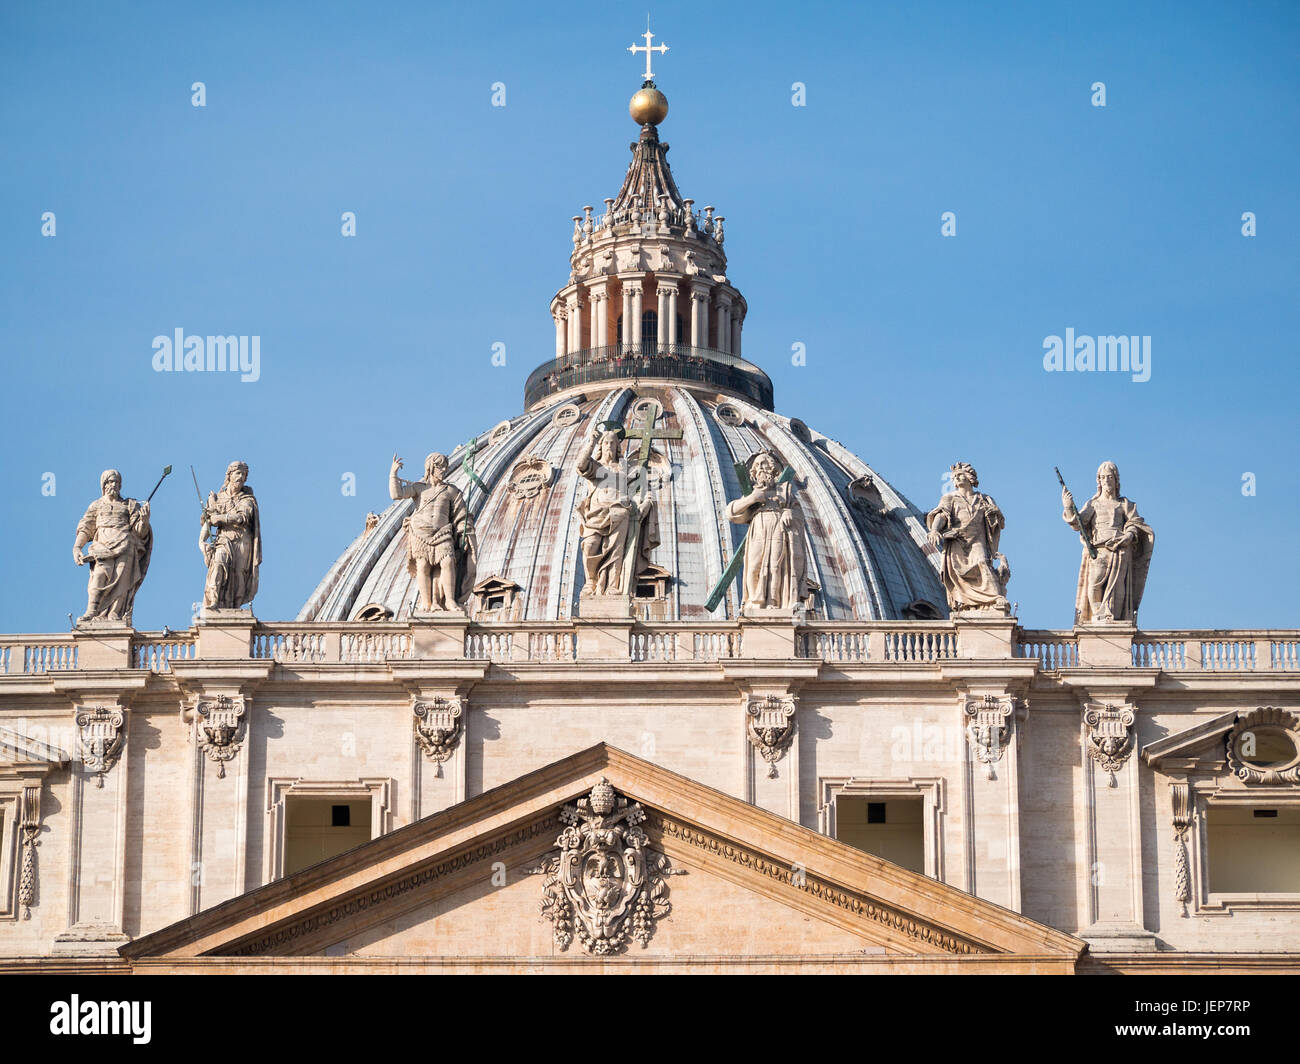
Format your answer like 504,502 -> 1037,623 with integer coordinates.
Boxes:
835,796 -> 924,874
1207,805 -> 1300,894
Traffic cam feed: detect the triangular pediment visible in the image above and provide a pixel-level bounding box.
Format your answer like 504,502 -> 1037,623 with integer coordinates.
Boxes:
122,745 -> 1084,972
1142,710 -> 1239,771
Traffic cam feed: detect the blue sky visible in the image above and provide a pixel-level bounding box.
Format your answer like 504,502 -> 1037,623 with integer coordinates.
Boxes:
1,0 -> 1297,632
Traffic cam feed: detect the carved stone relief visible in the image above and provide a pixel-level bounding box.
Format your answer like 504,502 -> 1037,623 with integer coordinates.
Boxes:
528,778 -> 680,954
747,695 -> 797,778
506,454 -> 554,501
1225,706 -> 1300,785
74,705 -> 126,787
196,694 -> 248,779
18,782 -> 41,919
963,695 -> 1017,780
413,697 -> 464,775
1083,702 -> 1137,786
1171,783 -> 1192,917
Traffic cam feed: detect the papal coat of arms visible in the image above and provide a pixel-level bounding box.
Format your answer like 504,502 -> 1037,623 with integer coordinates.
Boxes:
530,778 -> 680,954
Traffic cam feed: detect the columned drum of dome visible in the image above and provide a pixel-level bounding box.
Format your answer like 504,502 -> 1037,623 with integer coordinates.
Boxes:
299,74 -> 946,625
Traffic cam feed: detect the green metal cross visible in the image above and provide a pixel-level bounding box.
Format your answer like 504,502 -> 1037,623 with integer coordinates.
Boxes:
461,435 -> 487,496
704,462 -> 795,613
624,406 -> 682,467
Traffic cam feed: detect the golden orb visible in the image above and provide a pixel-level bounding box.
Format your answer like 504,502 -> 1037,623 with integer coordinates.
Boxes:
629,86 -> 669,126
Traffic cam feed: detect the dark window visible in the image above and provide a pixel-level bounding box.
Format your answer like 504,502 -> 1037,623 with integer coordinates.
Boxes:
331,804 -> 350,827
635,581 -> 658,600
867,802 -> 887,824
1255,809 -> 1279,819
486,594 -> 505,610
641,310 -> 658,345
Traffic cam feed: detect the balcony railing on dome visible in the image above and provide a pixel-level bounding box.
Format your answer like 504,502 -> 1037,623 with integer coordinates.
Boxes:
524,344 -> 774,411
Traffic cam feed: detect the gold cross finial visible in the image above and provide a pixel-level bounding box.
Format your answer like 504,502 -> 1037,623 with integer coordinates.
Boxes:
628,25 -> 669,82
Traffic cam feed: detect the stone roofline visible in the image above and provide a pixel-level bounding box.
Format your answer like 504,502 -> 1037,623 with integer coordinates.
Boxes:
3,618 -> 1296,674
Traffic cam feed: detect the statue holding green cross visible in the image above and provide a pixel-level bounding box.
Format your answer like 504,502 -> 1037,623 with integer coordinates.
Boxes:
576,403 -> 678,598
706,450 -> 807,614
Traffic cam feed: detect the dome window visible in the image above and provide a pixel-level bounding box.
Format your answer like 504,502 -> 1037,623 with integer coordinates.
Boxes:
354,603 -> 394,622
551,403 -> 583,427
472,577 -> 523,620
715,402 -> 744,426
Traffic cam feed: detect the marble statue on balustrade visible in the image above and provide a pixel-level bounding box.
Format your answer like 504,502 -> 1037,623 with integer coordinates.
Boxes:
201,460 -> 262,611
1062,461 -> 1154,625
726,450 -> 807,613
390,452 -> 477,614
926,462 -> 1010,614
576,426 -> 659,598
73,469 -> 153,625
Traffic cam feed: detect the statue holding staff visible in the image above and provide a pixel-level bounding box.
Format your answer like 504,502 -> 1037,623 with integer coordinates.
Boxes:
73,469 -> 153,624
201,460 -> 262,610
1061,461 -> 1154,624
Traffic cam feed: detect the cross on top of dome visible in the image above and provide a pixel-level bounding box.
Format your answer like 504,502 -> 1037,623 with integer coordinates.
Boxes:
628,25 -> 669,82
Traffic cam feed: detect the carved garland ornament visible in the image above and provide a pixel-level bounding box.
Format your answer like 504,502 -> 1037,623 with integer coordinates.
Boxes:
964,695 -> 1017,781
413,697 -> 463,776
1225,706 -> 1300,785
196,694 -> 247,779
1084,702 -> 1137,786
1170,783 -> 1192,918
17,782 -> 41,919
747,696 -> 797,778
75,705 -> 125,787
528,779 -> 681,955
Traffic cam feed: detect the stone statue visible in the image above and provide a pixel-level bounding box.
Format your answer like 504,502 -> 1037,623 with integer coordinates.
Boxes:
926,462 -> 1010,613
1062,461 -> 1154,624
390,452 -> 477,612
201,460 -> 262,610
73,470 -> 153,625
726,450 -> 807,611
576,427 -> 658,596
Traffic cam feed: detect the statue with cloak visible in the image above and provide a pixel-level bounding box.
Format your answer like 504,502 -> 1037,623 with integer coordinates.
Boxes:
926,462 -> 1010,612
73,469 -> 153,624
1062,460 -> 1154,624
201,460 -> 262,610
576,426 -> 659,597
726,450 -> 807,611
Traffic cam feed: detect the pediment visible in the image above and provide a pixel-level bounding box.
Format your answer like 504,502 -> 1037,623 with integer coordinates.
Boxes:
1142,710 -> 1242,772
122,745 -> 1083,972
1144,706 -> 1300,784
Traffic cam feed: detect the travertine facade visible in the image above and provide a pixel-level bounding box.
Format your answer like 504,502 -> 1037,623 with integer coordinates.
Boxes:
0,61 -> 1296,975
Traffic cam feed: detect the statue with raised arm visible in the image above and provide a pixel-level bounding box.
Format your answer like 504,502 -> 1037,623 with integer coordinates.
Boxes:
201,460 -> 261,610
390,452 -> 477,612
726,450 -> 807,611
926,462 -> 1010,613
73,469 -> 153,624
576,426 -> 657,596
1061,461 -> 1154,624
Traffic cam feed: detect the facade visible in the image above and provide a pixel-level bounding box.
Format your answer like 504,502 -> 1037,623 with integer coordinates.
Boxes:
1,67 -> 1298,975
